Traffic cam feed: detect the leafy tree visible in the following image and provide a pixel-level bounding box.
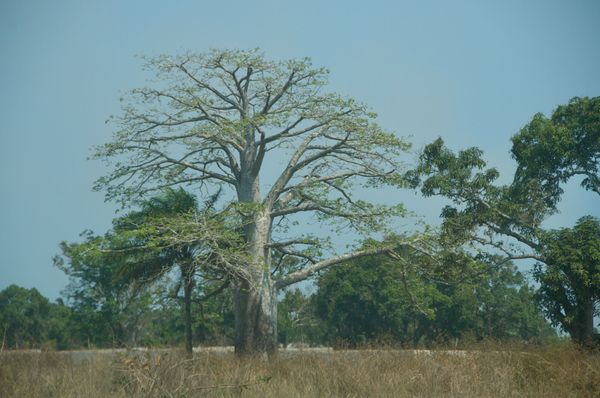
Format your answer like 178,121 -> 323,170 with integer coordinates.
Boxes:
406,137 -> 546,259
0,285 -> 70,349
313,251 -> 554,347
277,289 -> 324,347
534,216 -> 600,346
314,252 -> 422,346
55,238 -> 155,348
140,278 -> 235,347
45,299 -> 74,350
408,97 -> 600,346
56,188 -> 240,353
451,260 -> 555,343
113,188 -> 226,355
93,49 -> 416,355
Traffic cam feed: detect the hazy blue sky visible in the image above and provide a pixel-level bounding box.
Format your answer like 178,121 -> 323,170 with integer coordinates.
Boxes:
1,0 -> 599,299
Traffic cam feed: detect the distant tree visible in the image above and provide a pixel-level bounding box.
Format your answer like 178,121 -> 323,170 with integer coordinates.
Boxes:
141,278 -> 235,347
534,216 -> 600,346
54,239 -> 155,348
277,289 -> 324,347
93,49 -> 417,356
449,258 -> 550,344
0,285 -> 70,349
314,249 -> 424,346
313,250 -> 554,347
45,299 -> 73,349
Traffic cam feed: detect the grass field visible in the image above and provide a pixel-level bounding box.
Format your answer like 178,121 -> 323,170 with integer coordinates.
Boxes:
1,343 -> 598,397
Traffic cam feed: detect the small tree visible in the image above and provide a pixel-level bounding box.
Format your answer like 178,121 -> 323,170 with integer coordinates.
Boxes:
277,289 -> 324,347
113,188 -> 227,355
94,49 -> 415,355
0,285 -> 70,349
56,188 -> 241,353
55,234 -> 156,348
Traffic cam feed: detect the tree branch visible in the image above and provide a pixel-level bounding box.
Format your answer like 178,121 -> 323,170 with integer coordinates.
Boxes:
275,245 -> 398,289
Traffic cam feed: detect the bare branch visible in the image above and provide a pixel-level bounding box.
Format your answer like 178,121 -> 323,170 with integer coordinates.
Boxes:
122,145 -> 238,186
176,62 -> 244,114
275,244 -> 402,289
266,238 -> 320,248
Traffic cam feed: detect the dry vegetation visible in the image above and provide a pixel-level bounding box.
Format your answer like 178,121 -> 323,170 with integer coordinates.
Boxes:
1,343 -> 598,397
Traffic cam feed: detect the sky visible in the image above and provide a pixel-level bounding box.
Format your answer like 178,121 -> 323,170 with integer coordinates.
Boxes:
1,0 -> 599,300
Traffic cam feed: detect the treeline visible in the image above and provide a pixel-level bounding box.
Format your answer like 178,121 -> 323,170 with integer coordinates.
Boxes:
1,250 -> 556,350
0,282 -> 233,350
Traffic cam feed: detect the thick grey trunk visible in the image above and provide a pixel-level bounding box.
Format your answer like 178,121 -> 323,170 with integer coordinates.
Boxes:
233,150 -> 278,356
233,278 -> 277,356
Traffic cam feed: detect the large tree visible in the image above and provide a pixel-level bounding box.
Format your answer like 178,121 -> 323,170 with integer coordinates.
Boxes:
408,97 -> 600,346
94,49 -> 413,355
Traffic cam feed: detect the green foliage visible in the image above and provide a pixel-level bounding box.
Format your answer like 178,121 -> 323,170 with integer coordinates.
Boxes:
138,280 -> 235,347
53,188 -> 243,349
512,96 -> 600,208
54,234 -> 156,347
313,251 -> 555,347
408,137 -> 545,251
410,98 -> 599,249
409,97 -> 600,347
0,282 -> 236,350
0,285 -> 70,349
534,216 -> 600,344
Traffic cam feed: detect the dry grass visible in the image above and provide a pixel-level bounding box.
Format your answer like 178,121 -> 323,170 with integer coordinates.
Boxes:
1,343 -> 598,397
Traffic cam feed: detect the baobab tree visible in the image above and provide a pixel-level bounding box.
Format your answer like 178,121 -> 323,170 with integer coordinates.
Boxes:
94,49 -> 417,356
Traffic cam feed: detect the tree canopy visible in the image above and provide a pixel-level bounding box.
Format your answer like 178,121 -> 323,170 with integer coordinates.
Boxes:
511,96 -> 600,208
314,249 -> 554,347
409,97 -> 600,346
93,49 -> 416,355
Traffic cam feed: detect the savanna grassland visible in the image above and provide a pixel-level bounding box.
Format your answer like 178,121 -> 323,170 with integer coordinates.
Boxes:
1,343 -> 598,398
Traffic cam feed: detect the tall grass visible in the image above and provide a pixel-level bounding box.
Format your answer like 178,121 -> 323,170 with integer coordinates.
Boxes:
1,343 -> 598,397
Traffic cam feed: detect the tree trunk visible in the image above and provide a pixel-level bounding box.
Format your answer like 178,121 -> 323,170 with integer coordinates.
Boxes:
233,278 -> 278,356
569,296 -> 596,348
582,297 -> 595,347
234,148 -> 278,356
182,265 -> 194,357
233,207 -> 278,356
